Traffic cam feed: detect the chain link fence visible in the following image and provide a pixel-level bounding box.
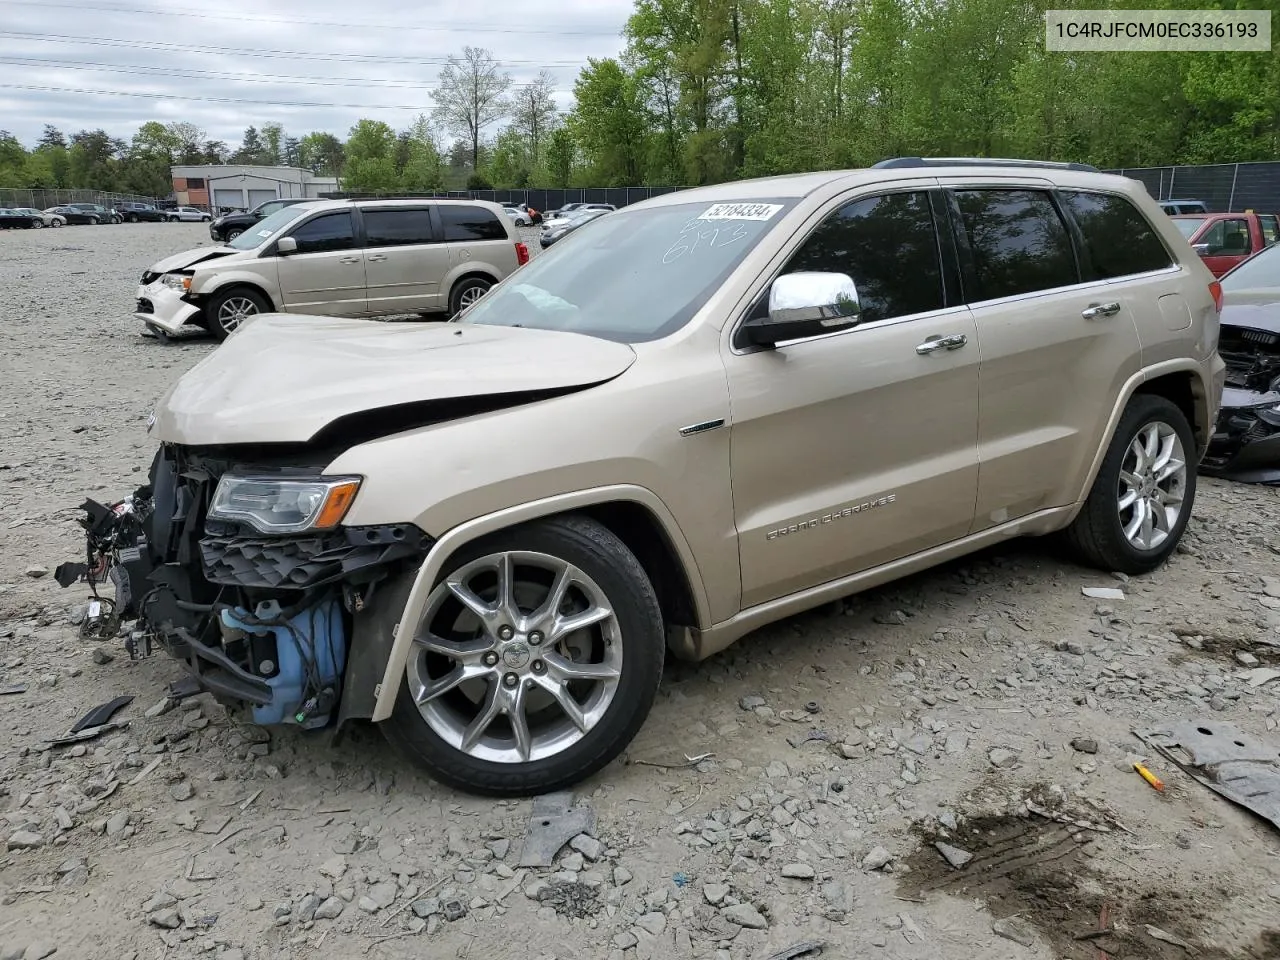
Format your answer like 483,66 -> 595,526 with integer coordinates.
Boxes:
0,188 -> 166,210
1105,162 -> 1280,213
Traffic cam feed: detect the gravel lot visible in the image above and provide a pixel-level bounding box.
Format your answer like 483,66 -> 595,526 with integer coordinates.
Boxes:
3,222 -> 1280,960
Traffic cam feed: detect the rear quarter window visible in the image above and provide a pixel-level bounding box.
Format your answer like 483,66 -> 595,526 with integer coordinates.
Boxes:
1059,190 -> 1173,279
440,205 -> 509,242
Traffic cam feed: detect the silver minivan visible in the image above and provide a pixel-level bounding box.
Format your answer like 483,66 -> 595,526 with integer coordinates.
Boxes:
135,199 -> 528,340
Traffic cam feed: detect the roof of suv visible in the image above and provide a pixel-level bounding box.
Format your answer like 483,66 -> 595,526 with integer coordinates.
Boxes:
297,198 -> 508,213
637,159 -> 1142,208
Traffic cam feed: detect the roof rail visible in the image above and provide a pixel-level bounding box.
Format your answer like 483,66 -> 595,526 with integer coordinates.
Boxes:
872,156 -> 1100,173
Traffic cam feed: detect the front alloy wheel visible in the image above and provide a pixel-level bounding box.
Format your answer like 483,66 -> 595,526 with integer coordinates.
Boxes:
384,516 -> 664,795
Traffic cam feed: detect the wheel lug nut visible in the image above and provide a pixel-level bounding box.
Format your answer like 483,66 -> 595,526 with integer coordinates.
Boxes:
482,652 -> 498,667
503,673 -> 519,688
498,625 -> 514,641
529,631 -> 543,646
532,660 -> 545,674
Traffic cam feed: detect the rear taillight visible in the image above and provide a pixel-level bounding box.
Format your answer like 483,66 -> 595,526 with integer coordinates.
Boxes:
1209,280 -> 1223,313
515,242 -> 530,266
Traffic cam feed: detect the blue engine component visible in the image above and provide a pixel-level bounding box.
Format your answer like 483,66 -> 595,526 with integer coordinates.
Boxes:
219,596 -> 347,729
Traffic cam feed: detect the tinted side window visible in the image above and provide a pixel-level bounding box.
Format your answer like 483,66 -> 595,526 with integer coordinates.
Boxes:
363,209 -> 435,247
1258,215 -> 1279,246
783,191 -> 944,324
288,211 -> 355,254
954,189 -> 1078,300
440,205 -> 508,242
1059,191 -> 1172,278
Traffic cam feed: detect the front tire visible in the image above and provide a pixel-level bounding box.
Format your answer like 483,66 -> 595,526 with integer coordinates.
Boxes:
205,286 -> 270,341
382,515 -> 665,796
32,219 -> 43,228
449,276 -> 491,316
1063,394 -> 1197,574
127,214 -> 138,223
225,228 -> 242,241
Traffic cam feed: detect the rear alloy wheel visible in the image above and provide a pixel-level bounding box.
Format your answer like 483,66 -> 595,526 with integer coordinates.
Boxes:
32,219 -> 43,228
50,219 -> 61,228
206,287 -> 270,340
383,516 -> 664,796
127,214 -> 138,223
449,276 -> 491,316
1063,394 -> 1196,574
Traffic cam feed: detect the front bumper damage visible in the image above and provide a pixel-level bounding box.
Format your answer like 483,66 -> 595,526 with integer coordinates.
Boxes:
57,445 -> 432,729
1202,325 -> 1280,484
135,277 -> 204,335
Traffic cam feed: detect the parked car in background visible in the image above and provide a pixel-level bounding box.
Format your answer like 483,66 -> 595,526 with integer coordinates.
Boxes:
544,201 -> 586,219
1172,211 -> 1280,277
14,206 -> 63,227
168,206 -> 211,222
1160,199 -> 1209,215
209,197 -> 311,242
538,208 -> 610,248
1201,241 -> 1280,482
117,202 -> 169,223
137,198 -> 528,340
44,205 -> 101,225
0,207 -> 42,228
67,202 -> 122,224
502,204 -> 533,226
87,158 -> 1224,796
540,204 -> 616,232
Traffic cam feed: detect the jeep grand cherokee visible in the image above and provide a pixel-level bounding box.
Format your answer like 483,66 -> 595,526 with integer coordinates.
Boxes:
64,158 -> 1225,796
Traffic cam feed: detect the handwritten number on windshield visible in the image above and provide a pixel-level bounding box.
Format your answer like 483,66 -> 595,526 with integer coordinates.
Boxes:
662,221 -> 750,264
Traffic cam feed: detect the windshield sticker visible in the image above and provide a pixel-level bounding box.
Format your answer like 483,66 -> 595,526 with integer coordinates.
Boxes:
697,202 -> 782,222
256,229 -> 273,237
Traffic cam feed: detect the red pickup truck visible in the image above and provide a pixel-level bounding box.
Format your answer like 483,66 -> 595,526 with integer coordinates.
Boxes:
1171,211 -> 1280,277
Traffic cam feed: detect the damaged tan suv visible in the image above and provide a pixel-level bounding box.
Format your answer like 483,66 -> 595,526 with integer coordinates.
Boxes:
67,158 -> 1224,796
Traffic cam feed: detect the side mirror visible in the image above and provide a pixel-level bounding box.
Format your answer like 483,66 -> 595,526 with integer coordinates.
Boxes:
276,237 -> 298,254
740,272 -> 862,347
1192,243 -> 1210,256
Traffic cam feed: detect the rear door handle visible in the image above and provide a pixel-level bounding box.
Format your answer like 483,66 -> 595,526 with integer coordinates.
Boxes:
366,254 -> 387,262
916,333 -> 968,355
338,255 -> 361,264
1081,301 -> 1121,320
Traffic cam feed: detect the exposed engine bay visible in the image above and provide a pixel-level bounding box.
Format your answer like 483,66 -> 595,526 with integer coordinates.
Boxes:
1203,322 -> 1280,483
56,445 -> 431,729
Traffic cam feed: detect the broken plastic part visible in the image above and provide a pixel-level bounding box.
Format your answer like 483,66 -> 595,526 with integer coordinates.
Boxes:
70,695 -> 134,734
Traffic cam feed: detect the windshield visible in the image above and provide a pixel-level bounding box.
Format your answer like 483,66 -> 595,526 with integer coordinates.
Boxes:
1173,217 -> 1205,238
1221,242 -> 1280,292
464,199 -> 795,343
227,206 -> 310,249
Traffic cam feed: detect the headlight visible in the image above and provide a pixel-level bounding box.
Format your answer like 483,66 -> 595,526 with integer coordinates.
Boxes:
161,273 -> 192,291
209,476 -> 361,534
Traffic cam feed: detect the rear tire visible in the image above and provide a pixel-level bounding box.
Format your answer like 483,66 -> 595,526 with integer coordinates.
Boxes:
1063,394 -> 1197,574
205,286 -> 271,341
381,514 -> 665,796
449,276 -> 491,316
32,219 -> 43,228
127,214 -> 138,223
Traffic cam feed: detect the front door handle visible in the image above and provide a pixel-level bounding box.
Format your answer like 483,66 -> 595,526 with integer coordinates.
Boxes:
338,256 -> 361,264
916,333 -> 968,355
366,254 -> 387,262
1081,301 -> 1121,320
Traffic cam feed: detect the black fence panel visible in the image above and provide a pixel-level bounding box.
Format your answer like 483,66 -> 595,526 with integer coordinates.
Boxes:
1106,162 -> 1280,213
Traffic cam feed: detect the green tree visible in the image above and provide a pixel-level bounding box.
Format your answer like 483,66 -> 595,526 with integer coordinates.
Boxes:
568,58 -> 650,185
345,119 -> 397,162
487,127 -> 532,188
233,126 -> 267,164
399,114 -> 446,191
543,128 -> 575,187
261,122 -> 285,165
298,132 -> 343,175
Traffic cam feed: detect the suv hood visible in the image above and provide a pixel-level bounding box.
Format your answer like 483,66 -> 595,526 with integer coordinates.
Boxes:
148,245 -> 248,274
152,316 -> 637,445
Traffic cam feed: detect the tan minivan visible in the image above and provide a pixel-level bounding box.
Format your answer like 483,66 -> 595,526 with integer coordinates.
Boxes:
78,158 -> 1224,797
135,199 -> 528,340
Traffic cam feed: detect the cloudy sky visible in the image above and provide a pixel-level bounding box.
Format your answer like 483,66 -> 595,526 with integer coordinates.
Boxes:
0,0 -> 632,147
